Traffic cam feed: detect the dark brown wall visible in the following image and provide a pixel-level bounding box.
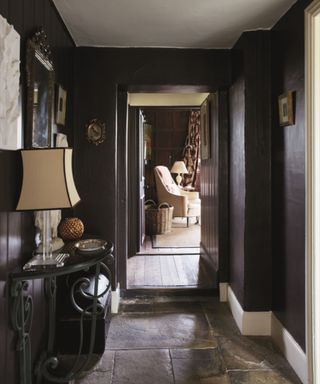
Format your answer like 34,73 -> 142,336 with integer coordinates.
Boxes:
145,108 -> 190,167
73,48 -> 231,287
229,55 -> 245,304
0,1 -> 74,382
143,108 -> 191,201
271,0 -> 311,351
229,31 -> 272,311
201,92 -> 229,283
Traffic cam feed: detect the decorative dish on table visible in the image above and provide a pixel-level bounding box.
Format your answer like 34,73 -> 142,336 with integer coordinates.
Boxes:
74,239 -> 108,253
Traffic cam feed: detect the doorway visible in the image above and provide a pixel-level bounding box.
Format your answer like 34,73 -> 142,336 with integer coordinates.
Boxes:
128,100 -> 208,290
124,91 -> 229,292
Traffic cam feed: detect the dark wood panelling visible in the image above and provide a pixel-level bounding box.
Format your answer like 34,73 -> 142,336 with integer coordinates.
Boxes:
229,69 -> 245,306
0,150 -> 22,211
117,91 -> 129,286
229,31 -> 272,311
271,0 -> 311,351
8,0 -> 24,34
200,92 -> 229,286
0,213 -> 8,379
143,108 -> 191,201
152,109 -> 189,167
128,107 -> 140,263
74,48 -> 231,288
0,1 -> 9,17
201,94 -> 219,279
243,32 -> 272,311
34,0 -> 45,33
217,90 -> 230,283
0,1 -> 75,382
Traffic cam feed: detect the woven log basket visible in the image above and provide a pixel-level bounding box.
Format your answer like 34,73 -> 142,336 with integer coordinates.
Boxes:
145,200 -> 173,235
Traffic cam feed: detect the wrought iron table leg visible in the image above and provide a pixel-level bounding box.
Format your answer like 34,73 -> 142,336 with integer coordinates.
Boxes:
10,280 -> 33,384
37,261 -> 111,383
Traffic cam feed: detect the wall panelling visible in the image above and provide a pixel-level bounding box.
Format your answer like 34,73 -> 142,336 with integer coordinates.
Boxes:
73,48 -> 231,287
271,0 -> 312,351
0,1 -> 74,382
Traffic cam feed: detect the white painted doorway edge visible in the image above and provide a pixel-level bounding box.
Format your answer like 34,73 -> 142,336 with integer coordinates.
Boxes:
305,1 -> 320,383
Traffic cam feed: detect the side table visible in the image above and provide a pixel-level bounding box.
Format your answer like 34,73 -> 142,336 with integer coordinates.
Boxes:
9,241 -> 114,384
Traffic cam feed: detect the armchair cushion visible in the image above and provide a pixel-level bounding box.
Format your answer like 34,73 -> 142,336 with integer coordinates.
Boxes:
154,165 -> 201,219
180,190 -> 200,201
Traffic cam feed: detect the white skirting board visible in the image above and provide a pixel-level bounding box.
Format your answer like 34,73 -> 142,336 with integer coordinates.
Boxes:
219,282 -> 228,302
111,283 -> 120,313
225,285 -> 307,384
227,286 -> 271,335
271,314 -> 308,384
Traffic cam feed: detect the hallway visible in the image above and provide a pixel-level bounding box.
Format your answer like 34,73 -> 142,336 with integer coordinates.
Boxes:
77,296 -> 302,384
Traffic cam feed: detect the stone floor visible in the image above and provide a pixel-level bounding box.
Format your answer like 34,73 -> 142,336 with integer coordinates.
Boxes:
76,296 -> 302,384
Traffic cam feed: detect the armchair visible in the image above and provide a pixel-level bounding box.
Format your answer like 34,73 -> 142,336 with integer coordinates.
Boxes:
154,165 -> 201,226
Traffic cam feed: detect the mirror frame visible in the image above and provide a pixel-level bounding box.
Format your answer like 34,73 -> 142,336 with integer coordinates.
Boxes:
25,28 -> 55,148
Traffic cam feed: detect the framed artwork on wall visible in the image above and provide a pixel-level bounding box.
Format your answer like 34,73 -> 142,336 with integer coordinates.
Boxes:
55,84 -> 67,126
200,98 -> 210,160
278,91 -> 294,126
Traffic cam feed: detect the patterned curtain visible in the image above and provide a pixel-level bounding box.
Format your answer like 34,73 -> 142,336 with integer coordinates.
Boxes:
182,110 -> 201,190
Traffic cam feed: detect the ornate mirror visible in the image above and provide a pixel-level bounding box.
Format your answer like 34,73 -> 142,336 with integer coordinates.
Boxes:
25,28 -> 54,148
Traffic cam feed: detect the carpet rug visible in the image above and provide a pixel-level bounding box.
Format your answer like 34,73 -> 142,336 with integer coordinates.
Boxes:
152,220 -> 200,248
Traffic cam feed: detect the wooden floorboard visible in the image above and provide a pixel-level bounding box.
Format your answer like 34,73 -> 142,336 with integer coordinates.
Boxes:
174,255 -> 193,286
144,255 -> 162,286
128,254 -> 216,289
137,235 -> 200,255
128,256 -> 145,286
159,255 -> 179,286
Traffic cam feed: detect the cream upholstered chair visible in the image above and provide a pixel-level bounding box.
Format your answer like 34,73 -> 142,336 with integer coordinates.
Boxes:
154,165 -> 201,226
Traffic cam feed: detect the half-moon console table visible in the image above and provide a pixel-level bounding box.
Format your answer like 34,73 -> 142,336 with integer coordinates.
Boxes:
10,242 -> 114,384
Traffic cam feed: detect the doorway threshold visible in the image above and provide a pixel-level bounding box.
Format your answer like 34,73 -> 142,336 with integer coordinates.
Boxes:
137,237 -> 200,255
123,287 -> 218,298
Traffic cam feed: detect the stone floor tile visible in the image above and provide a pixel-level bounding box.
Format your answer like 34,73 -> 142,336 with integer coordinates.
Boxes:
120,301 -> 204,314
93,350 -> 115,372
112,349 -> 174,384
171,348 -> 222,361
246,336 -> 294,368
201,375 -> 231,384
218,336 -> 294,371
202,302 -> 241,337
228,370 -> 301,384
106,312 -> 217,349
76,371 -> 111,384
98,297 -> 302,384
171,347 -> 226,384
201,297 -> 224,310
119,303 -> 154,313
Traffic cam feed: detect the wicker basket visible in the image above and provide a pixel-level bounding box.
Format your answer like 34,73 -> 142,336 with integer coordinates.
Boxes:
145,200 -> 173,235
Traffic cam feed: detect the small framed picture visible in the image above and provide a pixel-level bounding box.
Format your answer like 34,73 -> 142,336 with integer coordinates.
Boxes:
278,91 -> 294,126
55,84 -> 67,126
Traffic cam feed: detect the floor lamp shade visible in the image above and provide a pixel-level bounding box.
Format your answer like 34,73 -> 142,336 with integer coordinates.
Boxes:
16,148 -> 80,211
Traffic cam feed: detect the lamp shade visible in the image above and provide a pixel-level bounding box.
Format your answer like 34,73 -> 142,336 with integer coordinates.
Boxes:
16,148 -> 80,210
170,161 -> 188,174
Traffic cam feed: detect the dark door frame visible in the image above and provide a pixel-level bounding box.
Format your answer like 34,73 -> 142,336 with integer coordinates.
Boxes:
116,85 -> 229,290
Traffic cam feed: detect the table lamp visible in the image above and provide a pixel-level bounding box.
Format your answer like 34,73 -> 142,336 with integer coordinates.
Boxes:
16,148 -> 80,267
170,161 -> 188,187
